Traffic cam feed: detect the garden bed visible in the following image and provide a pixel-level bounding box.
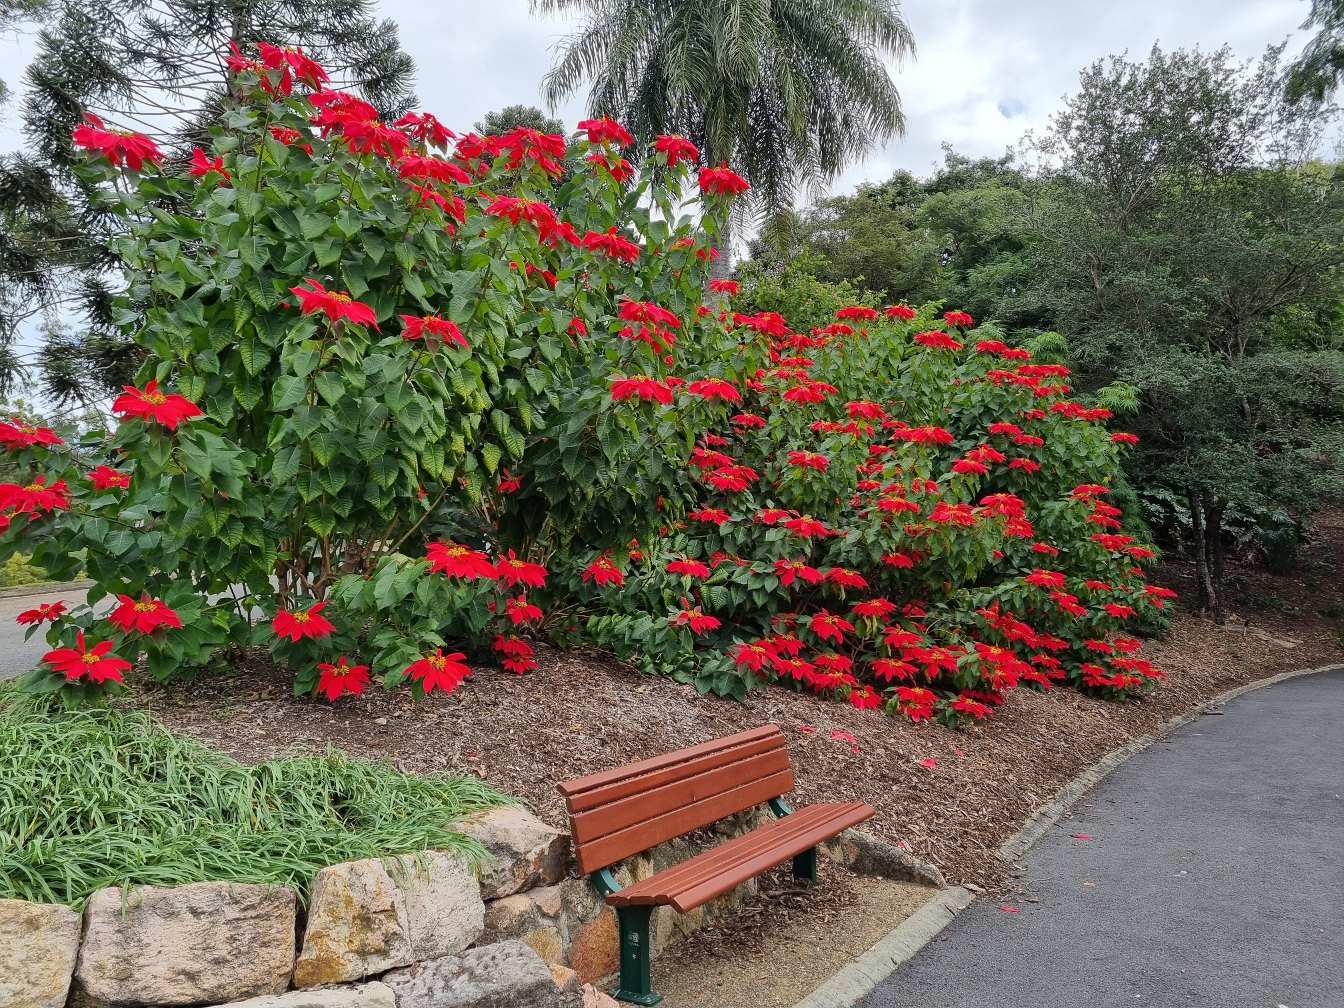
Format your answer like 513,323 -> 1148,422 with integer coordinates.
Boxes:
137,539 -> 1343,894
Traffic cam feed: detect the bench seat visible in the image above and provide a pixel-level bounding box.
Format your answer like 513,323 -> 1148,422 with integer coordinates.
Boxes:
609,801 -> 874,912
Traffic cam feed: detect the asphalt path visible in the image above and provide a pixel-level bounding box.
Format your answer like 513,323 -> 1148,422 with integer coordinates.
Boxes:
862,666 -> 1344,1008
0,584 -> 92,679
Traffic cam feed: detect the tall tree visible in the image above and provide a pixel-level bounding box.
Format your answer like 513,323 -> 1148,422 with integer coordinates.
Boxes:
532,0 -> 914,259
1025,45 -> 1344,621
0,0 -> 417,403
1287,0 -> 1344,103
473,104 -> 567,138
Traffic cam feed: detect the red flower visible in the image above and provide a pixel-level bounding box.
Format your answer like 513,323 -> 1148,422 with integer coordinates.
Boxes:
393,112 -> 455,148
827,568 -> 868,589
496,469 -> 522,494
582,555 -> 625,588
709,279 -> 740,295
568,317 -> 588,338
667,557 -> 711,579
17,600 -> 65,625
699,163 -> 750,196
685,378 -> 741,402
426,541 -> 497,580
109,594 -> 182,634
289,279 -> 379,329
505,596 -> 544,626
952,458 -> 989,476
809,611 -> 855,644
611,375 -> 674,404
0,475 -> 69,515
836,306 -> 878,321
188,147 -> 230,184
579,117 -> 634,146
943,310 -> 975,327
1111,432 -> 1140,445
583,227 -> 641,263
688,507 -> 731,526
787,450 -> 828,472
669,602 -> 720,634
913,330 -> 963,351
884,304 -> 917,319
586,152 -> 634,182
272,602 -> 335,642
400,314 -> 467,349
495,550 -> 547,588
1025,569 -> 1067,590
407,648 -> 471,694
654,134 -> 699,167
43,631 -> 130,684
773,558 -> 825,587
852,598 -> 897,620
1103,603 -> 1137,619
493,634 -> 538,674
952,693 -> 992,719
0,419 -> 62,450
71,113 -> 163,171
784,515 -> 831,537
730,412 -> 767,428
112,381 -> 202,429
257,42 -> 329,89
849,685 -> 881,709
316,656 -> 371,701
89,466 -> 131,491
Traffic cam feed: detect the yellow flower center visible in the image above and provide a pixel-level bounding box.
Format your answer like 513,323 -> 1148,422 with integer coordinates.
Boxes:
144,391 -> 167,405
429,655 -> 446,671
292,612 -> 310,624
18,424 -> 36,434
134,601 -> 159,612
23,482 -> 41,492
82,653 -> 98,664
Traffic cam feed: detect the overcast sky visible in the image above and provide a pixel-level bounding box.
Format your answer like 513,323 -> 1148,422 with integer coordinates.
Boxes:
0,0 -> 1316,197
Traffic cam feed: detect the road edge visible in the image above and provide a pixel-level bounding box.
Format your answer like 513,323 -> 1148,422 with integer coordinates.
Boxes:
788,885 -> 975,1008
786,659 -> 1343,1008
0,579 -> 92,602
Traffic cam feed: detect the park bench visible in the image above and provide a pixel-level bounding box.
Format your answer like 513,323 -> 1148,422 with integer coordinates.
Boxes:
556,723 -> 875,1005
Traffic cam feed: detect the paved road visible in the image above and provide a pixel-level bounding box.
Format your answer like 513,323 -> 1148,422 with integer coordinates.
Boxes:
0,584 -> 91,679
863,666 -> 1344,1008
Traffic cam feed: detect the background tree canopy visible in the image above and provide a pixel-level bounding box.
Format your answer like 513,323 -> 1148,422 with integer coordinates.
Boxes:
0,0 -> 417,405
738,44 -> 1344,619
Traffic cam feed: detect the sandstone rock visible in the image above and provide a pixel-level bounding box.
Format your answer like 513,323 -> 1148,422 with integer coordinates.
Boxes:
294,853 -> 484,987
548,964 -> 582,997
458,807 -> 569,899
214,983 -> 395,1008
381,940 -> 559,1008
518,924 -> 564,962
567,909 -> 619,983
0,899 -> 81,1008
75,882 -> 295,1006
581,985 -> 621,1008
820,828 -> 946,887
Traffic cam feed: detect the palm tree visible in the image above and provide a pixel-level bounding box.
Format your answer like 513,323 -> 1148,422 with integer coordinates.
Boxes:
532,0 -> 915,245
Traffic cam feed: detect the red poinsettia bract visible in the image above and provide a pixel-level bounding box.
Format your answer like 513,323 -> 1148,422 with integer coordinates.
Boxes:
407,648 -> 471,694
272,602 -> 336,642
112,381 -> 203,429
316,656 -> 371,701
109,594 -> 183,634
17,600 -> 65,625
43,631 -> 131,684
71,113 -> 164,171
289,279 -> 379,328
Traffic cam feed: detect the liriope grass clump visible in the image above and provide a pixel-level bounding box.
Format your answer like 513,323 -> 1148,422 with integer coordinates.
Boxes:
0,687 -> 507,908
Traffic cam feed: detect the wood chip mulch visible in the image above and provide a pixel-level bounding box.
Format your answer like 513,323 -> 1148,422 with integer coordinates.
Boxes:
136,517 -> 1344,893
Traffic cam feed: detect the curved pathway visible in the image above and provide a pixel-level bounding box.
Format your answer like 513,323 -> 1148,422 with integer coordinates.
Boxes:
862,666 -> 1344,1008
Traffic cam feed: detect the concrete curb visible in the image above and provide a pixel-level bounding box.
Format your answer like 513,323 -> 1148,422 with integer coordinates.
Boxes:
0,579 -> 92,601
788,886 -> 975,1008
996,661 -> 1344,863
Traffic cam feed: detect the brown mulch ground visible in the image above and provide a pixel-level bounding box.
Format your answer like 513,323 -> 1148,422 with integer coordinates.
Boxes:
134,514 -> 1344,893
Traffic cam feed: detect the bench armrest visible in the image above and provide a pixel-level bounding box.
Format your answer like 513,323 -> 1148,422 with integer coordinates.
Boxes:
767,797 -> 794,818
592,866 -> 623,898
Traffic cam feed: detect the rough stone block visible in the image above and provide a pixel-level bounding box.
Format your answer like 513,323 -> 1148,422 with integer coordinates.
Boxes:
381,940 -> 559,1008
458,807 -> 570,899
567,909 -> 619,983
0,898 -> 81,1008
214,983 -> 395,1008
75,881 -> 295,1006
294,852 -> 484,987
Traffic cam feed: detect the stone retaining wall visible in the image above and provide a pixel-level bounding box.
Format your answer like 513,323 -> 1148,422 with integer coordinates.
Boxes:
2,804 -> 942,1008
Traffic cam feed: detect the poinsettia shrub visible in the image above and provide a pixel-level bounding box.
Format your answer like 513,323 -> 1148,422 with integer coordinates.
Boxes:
1,43 -> 1175,725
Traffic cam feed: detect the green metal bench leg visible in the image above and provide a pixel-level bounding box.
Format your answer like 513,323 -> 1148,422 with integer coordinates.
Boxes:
611,905 -> 662,1005
793,845 -> 818,884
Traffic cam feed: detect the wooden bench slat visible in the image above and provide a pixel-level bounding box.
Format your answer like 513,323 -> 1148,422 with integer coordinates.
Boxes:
568,747 -> 792,846
557,725 -> 783,807
610,802 -> 875,913
666,804 -> 874,913
573,769 -> 797,875
561,732 -> 786,815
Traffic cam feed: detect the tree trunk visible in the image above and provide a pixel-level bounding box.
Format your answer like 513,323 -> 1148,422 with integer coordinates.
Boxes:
709,214 -> 734,281
1188,488 -> 1218,620
1207,499 -> 1227,626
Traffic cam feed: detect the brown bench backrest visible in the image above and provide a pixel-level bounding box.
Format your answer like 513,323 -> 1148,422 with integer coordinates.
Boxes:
556,724 -> 793,875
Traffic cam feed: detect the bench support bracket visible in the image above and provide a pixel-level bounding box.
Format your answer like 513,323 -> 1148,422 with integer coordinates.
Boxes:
592,869 -> 663,1006
767,797 -> 818,884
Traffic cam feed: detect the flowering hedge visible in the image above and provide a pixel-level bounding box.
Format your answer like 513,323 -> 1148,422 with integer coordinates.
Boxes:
4,43 -> 1173,725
